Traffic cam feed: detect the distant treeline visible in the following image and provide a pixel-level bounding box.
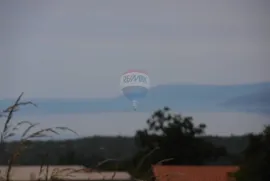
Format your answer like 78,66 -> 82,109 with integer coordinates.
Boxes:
1,135 -> 249,166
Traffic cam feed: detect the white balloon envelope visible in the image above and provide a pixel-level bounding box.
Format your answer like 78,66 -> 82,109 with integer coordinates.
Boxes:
120,70 -> 150,111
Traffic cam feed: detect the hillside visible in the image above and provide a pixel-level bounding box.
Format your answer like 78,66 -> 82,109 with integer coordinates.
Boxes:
0,82 -> 269,114
223,88 -> 270,114
1,135 -> 249,165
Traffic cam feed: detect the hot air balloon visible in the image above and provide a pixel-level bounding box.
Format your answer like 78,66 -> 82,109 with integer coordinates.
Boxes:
120,70 -> 150,111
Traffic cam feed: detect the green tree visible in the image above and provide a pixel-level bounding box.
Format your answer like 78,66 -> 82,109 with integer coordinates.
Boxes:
233,125 -> 270,181
133,107 -> 227,175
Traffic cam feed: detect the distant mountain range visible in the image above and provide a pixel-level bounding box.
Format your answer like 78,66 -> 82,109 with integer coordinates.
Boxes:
1,82 -> 270,115
222,87 -> 270,114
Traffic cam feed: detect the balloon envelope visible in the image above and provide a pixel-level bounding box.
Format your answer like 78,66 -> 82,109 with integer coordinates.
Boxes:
120,70 -> 150,103
121,86 -> 148,101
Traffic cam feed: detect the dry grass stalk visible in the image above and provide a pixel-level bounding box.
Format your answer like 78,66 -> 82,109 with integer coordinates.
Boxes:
0,93 -> 78,181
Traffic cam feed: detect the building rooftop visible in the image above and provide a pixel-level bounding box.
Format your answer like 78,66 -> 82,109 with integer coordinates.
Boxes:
0,165 -> 131,180
152,165 -> 239,181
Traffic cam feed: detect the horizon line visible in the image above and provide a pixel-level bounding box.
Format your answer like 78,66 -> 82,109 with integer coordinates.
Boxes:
1,81 -> 269,100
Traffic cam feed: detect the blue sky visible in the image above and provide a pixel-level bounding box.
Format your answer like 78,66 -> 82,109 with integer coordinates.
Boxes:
1,0 -> 270,99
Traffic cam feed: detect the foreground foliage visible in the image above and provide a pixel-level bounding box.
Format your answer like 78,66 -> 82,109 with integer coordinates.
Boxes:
233,126 -> 270,181
0,93 -> 78,181
1,94 -> 268,181
132,107 -> 227,178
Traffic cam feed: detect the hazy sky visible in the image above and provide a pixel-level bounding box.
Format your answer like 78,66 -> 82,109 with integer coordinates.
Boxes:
1,0 -> 270,99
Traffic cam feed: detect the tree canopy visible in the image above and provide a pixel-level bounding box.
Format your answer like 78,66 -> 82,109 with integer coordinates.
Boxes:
133,107 -> 227,175
233,126 -> 270,181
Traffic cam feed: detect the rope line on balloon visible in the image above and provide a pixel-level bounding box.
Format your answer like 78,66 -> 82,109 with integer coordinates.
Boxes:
132,100 -> 138,111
